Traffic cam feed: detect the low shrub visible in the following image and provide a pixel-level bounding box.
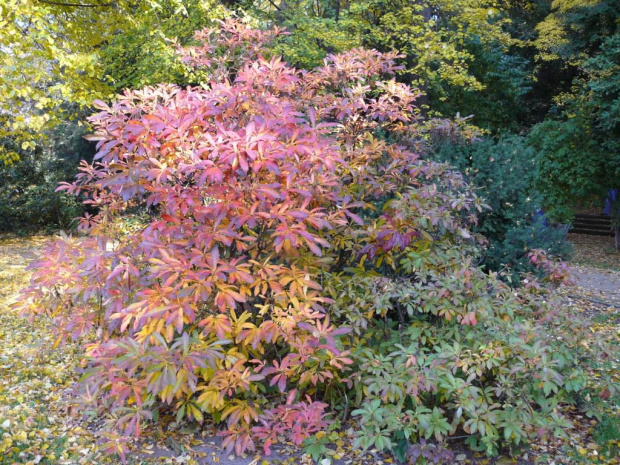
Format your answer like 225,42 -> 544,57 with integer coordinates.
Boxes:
429,134 -> 572,281
16,20 -> 616,463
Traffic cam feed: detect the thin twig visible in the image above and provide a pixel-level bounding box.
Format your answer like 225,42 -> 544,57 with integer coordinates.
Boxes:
37,0 -> 113,7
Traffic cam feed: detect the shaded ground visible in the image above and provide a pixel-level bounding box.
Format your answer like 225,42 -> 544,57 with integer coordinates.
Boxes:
0,234 -> 618,464
568,233 -> 620,271
567,233 -> 619,307
572,266 -> 620,307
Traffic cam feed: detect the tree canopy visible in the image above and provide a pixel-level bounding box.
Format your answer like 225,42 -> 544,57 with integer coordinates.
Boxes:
529,0 -> 619,220
0,0 -> 226,161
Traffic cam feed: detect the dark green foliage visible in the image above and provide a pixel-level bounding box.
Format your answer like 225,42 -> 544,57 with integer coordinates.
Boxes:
430,135 -> 571,278
529,31 -> 620,221
489,216 -> 571,283
528,31 -> 620,223
0,123 -> 94,234
593,404 -> 620,460
527,2 -> 620,226
528,115 -> 608,222
429,42 -> 532,131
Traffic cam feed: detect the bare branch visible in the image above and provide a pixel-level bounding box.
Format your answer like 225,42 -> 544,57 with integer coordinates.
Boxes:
37,0 -> 113,7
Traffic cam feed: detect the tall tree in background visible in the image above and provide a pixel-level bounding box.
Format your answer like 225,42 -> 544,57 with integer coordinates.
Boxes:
0,0 -> 227,162
236,0 -> 531,129
528,0 -> 619,227
2,0 -> 618,246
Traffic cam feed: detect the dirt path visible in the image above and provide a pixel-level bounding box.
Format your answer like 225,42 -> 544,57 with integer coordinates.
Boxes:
565,234 -> 620,309
571,265 -> 620,306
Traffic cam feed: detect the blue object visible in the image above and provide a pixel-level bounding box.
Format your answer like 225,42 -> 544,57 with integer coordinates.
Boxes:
604,189 -> 618,215
534,208 -> 548,227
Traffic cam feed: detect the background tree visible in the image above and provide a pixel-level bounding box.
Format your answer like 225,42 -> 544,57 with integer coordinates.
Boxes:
527,0 -> 619,234
235,0 -> 528,128
0,0 -> 227,162
0,121 -> 93,233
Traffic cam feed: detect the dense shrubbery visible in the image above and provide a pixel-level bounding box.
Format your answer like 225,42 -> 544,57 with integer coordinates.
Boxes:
16,21 -> 615,463
0,123 -> 93,233
430,135 -> 572,281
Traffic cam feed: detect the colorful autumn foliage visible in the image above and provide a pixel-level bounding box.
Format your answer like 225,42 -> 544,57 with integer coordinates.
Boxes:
15,20 -> 618,463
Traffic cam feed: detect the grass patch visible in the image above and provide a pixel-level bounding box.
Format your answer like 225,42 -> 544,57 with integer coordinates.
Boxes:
593,410 -> 620,460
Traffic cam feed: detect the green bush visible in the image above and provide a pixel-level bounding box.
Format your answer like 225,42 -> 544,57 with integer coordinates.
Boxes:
430,134 -> 571,280
488,216 -> 571,283
0,122 -> 94,234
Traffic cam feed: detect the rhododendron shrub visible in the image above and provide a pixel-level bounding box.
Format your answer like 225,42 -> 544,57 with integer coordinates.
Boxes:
17,20 -> 613,462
